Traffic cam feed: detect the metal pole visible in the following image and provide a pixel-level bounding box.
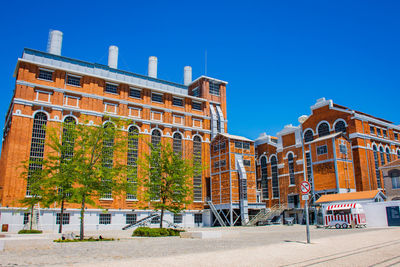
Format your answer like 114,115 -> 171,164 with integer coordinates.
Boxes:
305,197 -> 310,244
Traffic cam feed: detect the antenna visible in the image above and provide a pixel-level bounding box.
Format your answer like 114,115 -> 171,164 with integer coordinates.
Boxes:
205,49 -> 207,76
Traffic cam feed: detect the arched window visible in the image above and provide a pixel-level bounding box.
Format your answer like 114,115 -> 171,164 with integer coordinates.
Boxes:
379,146 -> 385,166
271,156 -> 279,198
102,122 -> 115,199
373,146 -> 382,188
61,116 -> 76,160
151,129 -> 161,148
288,153 -> 295,185
318,122 -> 330,137
260,156 -> 268,199
193,136 -> 202,201
304,130 -> 314,142
127,126 -> 139,200
173,133 -> 182,155
386,147 -> 391,163
334,121 -> 346,133
26,112 -> 48,196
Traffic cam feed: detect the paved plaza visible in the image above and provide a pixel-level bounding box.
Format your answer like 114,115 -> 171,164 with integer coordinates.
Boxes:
0,225 -> 399,266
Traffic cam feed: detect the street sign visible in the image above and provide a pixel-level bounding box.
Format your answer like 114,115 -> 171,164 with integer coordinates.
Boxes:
302,194 -> 309,200
300,181 -> 311,194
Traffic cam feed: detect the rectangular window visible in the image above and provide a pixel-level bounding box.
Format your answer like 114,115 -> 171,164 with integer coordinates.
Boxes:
243,143 -> 250,150
173,115 -> 184,125
370,126 -> 375,135
126,214 -> 137,225
128,107 -> 141,118
235,141 -> 243,149
151,111 -> 163,122
151,93 -> 163,103
151,216 -> 160,224
377,128 -> 382,136
395,133 -> 399,140
288,195 -> 300,209
213,144 -> 219,152
64,95 -> 80,107
192,101 -> 202,111
129,88 -> 141,99
194,214 -> 203,224
38,69 -> 53,81
23,213 -> 30,225
66,75 -> 81,87
193,118 -> 202,128
339,144 -> 347,155
105,83 -> 118,94
104,102 -> 118,114
36,90 -> 52,102
173,97 -> 184,107
99,214 -> 111,225
56,213 -> 70,225
191,87 -> 200,97
209,81 -> 220,96
173,214 -> 183,224
392,176 -> 400,189
383,130 -> 387,138
220,160 -> 226,167
220,142 -> 226,150
243,159 -> 251,166
317,145 -> 328,155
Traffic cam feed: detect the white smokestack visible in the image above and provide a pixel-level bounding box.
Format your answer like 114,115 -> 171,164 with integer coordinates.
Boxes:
148,56 -> 158,78
108,45 -> 119,69
184,66 -> 192,85
47,30 -> 63,55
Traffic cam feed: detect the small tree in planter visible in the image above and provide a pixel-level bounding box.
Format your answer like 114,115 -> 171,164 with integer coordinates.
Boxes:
139,142 -> 198,228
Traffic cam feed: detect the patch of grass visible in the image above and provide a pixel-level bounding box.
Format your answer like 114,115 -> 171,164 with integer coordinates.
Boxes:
133,227 -> 184,237
18,229 -> 42,234
53,237 -> 116,243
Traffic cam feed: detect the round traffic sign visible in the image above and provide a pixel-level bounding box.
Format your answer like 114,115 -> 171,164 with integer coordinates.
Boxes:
300,181 -> 311,194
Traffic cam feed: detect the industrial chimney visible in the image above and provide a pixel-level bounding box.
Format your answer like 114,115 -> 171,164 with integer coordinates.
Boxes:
184,66 -> 192,85
148,56 -> 158,78
47,30 -> 63,56
108,45 -> 119,69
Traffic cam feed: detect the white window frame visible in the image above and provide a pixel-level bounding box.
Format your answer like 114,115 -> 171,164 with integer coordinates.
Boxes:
172,97 -> 184,107
192,118 -> 202,128
128,107 -> 141,118
129,87 -> 142,99
35,89 -> 52,103
104,102 -> 118,114
65,73 -> 82,87
105,82 -> 119,95
151,92 -> 163,103
173,115 -> 184,125
37,68 -> 54,82
64,95 -> 80,108
151,110 -> 163,122
192,101 -> 202,111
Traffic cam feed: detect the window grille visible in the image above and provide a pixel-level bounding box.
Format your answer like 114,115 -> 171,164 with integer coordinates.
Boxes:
304,130 -> 313,142
260,157 -> 268,199
386,147 -> 391,163
288,154 -> 295,185
317,145 -> 328,155
390,170 -> 400,189
377,128 -> 382,136
38,69 -> 53,81
23,213 -> 30,225
339,144 -> 347,155
101,122 -> 115,199
379,147 -> 385,166
243,143 -> 250,150
194,214 -> 203,224
209,81 -> 220,96
235,141 -> 242,149
151,129 -> 161,148
173,98 -> 183,107
126,214 -> 137,225
193,136 -> 202,201
173,133 -> 182,155
192,102 -> 202,111
129,88 -> 141,98
383,130 -> 387,138
191,87 -> 200,97
105,83 -> 118,94
66,75 -> 81,86
151,93 -> 163,103
271,156 -> 279,198
56,213 -> 70,225
151,216 -> 160,224
127,126 -> 139,200
99,214 -> 111,224
373,146 -> 382,188
370,126 -> 375,135
318,123 -> 330,137
173,214 -> 183,224
26,112 -> 48,196
334,121 -> 346,133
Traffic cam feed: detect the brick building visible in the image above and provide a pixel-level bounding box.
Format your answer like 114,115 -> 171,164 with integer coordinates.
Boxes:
0,30 -> 229,231
255,98 -> 400,220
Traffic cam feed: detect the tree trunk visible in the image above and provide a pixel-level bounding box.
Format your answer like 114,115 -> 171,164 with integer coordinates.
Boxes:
59,199 -> 64,233
30,204 -> 34,230
160,208 -> 164,228
80,195 -> 85,240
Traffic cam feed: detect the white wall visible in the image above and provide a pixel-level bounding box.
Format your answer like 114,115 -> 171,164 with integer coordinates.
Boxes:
363,201 -> 400,228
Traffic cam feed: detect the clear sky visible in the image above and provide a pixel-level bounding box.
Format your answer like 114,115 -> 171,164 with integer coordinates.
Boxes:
0,0 -> 399,141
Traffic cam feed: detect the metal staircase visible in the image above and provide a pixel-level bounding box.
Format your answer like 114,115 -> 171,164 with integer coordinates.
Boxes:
207,200 -> 227,227
246,204 -> 287,226
122,213 -> 159,230
236,157 -> 249,225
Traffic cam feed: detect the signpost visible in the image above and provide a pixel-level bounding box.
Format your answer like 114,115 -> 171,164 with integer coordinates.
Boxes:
300,181 -> 311,244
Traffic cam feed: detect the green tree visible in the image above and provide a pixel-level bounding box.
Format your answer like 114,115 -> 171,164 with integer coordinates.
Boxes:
139,142 -> 197,228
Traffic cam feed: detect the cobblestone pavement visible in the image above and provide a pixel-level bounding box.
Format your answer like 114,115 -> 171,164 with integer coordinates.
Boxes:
0,225 -> 398,266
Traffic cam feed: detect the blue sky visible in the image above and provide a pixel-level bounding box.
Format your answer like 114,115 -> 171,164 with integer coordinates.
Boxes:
0,0 -> 399,140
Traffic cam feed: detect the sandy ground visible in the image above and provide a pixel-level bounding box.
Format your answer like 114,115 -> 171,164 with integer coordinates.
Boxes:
0,225 -> 399,266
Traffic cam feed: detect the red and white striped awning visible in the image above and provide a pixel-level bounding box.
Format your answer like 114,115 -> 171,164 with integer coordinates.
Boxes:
326,203 -> 357,211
